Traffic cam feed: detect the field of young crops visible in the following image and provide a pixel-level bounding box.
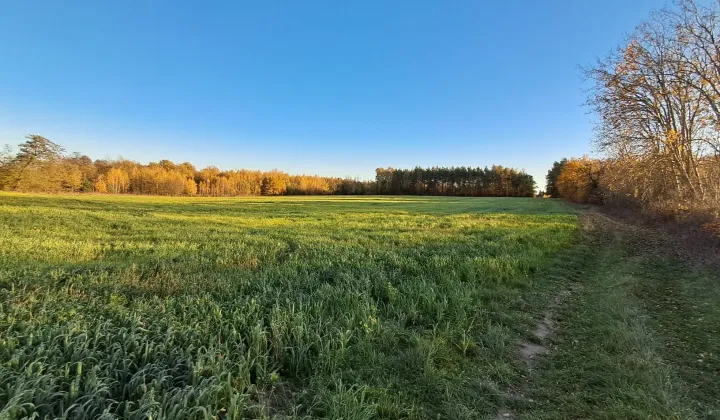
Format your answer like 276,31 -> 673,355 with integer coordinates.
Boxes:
0,193 -> 579,419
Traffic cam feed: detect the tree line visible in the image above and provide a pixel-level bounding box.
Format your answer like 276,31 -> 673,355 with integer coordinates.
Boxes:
0,135 -> 374,196
547,0 -> 720,219
1,136 -> 535,197
376,166 -> 535,197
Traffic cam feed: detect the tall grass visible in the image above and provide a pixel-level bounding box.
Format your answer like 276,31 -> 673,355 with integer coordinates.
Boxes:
0,193 -> 577,418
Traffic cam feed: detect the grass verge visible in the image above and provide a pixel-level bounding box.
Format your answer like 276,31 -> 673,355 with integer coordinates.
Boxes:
516,211 -> 719,420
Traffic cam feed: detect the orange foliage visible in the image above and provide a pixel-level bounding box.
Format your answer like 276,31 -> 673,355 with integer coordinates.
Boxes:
556,157 -> 604,204
94,179 -> 108,193
0,136 -> 376,196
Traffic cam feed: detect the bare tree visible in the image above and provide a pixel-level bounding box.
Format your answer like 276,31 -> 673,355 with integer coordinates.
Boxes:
587,0 -> 720,206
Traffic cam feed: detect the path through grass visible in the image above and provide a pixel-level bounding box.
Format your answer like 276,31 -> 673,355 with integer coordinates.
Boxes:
517,212 -> 720,420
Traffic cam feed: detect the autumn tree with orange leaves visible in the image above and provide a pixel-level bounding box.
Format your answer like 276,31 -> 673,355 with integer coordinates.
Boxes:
555,157 -> 606,204
0,136 -> 376,196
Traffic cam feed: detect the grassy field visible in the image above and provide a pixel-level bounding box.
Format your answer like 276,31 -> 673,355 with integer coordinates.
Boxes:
1,193 -> 718,419
0,193 -> 578,419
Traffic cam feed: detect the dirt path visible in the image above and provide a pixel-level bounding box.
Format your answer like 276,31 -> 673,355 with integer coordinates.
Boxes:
494,286 -> 576,420
516,288 -> 572,369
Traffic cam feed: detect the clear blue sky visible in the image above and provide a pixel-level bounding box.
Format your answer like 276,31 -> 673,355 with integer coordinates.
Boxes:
0,0 -> 664,189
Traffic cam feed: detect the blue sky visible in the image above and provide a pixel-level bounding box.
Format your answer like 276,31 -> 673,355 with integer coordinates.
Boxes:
0,0 -> 664,188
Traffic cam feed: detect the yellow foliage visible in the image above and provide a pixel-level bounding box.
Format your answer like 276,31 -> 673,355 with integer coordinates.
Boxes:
184,178 -> 197,196
94,179 -> 108,193
106,168 -> 130,193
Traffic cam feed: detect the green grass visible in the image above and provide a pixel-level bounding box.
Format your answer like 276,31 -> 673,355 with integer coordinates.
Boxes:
517,214 -> 720,420
4,194 -> 718,419
0,193 -> 578,419
632,259 -> 720,418
519,246 -> 694,419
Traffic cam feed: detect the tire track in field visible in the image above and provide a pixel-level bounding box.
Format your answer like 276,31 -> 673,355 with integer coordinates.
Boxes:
494,211 -> 596,420
494,287 -> 577,420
